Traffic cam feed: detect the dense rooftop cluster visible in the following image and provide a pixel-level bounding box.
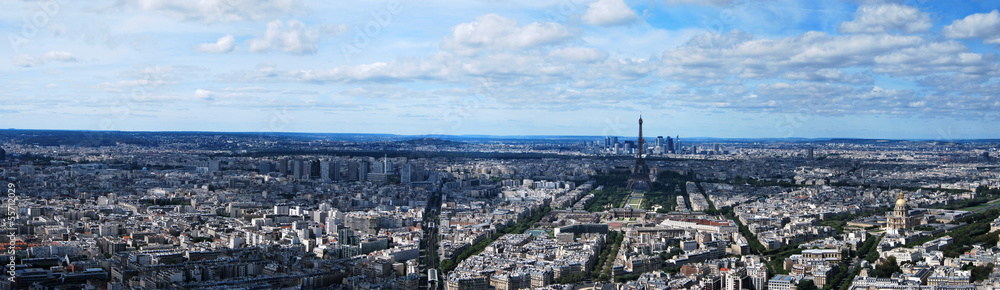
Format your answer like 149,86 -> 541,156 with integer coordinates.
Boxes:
0,131 -> 998,289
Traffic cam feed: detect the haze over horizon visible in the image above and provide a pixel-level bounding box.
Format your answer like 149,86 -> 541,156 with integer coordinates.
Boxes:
3,1 -> 1000,139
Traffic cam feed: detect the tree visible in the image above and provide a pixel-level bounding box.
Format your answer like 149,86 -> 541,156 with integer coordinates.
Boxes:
796,279 -> 819,290
822,262 -> 849,290
871,256 -> 900,278
971,263 -> 995,282
440,260 -> 455,273
865,249 -> 880,263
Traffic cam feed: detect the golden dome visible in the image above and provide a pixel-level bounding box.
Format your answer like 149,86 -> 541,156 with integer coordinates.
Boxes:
895,198 -> 907,207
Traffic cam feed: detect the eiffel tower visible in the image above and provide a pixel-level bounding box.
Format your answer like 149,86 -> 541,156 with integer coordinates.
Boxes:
627,115 -> 651,192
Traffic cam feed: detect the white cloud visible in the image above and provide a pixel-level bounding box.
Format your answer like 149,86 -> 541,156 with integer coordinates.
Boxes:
647,28 -> 1000,119
943,10 -> 1000,44
105,89 -> 220,103
582,0 -> 640,26
755,82 -> 854,102
248,20 -> 320,54
840,4 -> 931,34
663,0 -> 733,6
128,93 -> 215,102
286,59 -> 445,83
660,31 -> 923,85
706,82 -> 920,116
456,52 -> 572,79
135,0 -> 301,23
92,66 -> 203,93
43,51 -> 76,62
783,69 -> 872,84
661,77 -> 997,119
548,47 -> 609,63
194,35 -> 236,53
603,57 -> 653,80
873,41 -> 992,75
243,20 -> 996,119
194,89 -> 214,100
340,85 -> 427,99
442,14 -> 575,55
131,66 -> 175,76
95,79 -> 171,93
918,72 -> 1000,96
320,24 -> 349,37
280,51 -> 576,85
11,50 -> 77,67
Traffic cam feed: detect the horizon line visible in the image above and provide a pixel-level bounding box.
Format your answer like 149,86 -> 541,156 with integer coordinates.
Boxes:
2,128 -> 999,142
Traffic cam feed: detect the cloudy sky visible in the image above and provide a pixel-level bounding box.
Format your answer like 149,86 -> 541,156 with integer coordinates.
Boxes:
2,0 -> 999,139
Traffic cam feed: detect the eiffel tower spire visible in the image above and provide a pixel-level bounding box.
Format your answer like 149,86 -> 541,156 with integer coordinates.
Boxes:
627,115 -> 650,192
637,115 -> 644,159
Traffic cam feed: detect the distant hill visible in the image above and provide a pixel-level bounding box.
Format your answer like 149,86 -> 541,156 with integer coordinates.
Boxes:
398,138 -> 464,146
14,131 -> 157,147
2,129 -> 997,146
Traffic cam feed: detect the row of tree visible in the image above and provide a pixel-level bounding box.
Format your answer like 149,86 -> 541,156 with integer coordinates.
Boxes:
440,205 -> 553,274
594,230 -> 624,281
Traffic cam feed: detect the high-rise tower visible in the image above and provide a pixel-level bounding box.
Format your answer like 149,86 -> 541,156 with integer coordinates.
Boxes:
627,116 -> 651,192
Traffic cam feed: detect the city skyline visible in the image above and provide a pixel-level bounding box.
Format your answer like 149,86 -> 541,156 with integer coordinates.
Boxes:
3,1 -> 1000,139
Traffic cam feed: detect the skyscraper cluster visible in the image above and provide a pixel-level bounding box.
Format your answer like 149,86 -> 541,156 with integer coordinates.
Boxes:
604,133 -> 680,155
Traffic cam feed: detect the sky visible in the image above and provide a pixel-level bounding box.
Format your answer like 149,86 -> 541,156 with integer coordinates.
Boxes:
2,0 -> 1000,139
